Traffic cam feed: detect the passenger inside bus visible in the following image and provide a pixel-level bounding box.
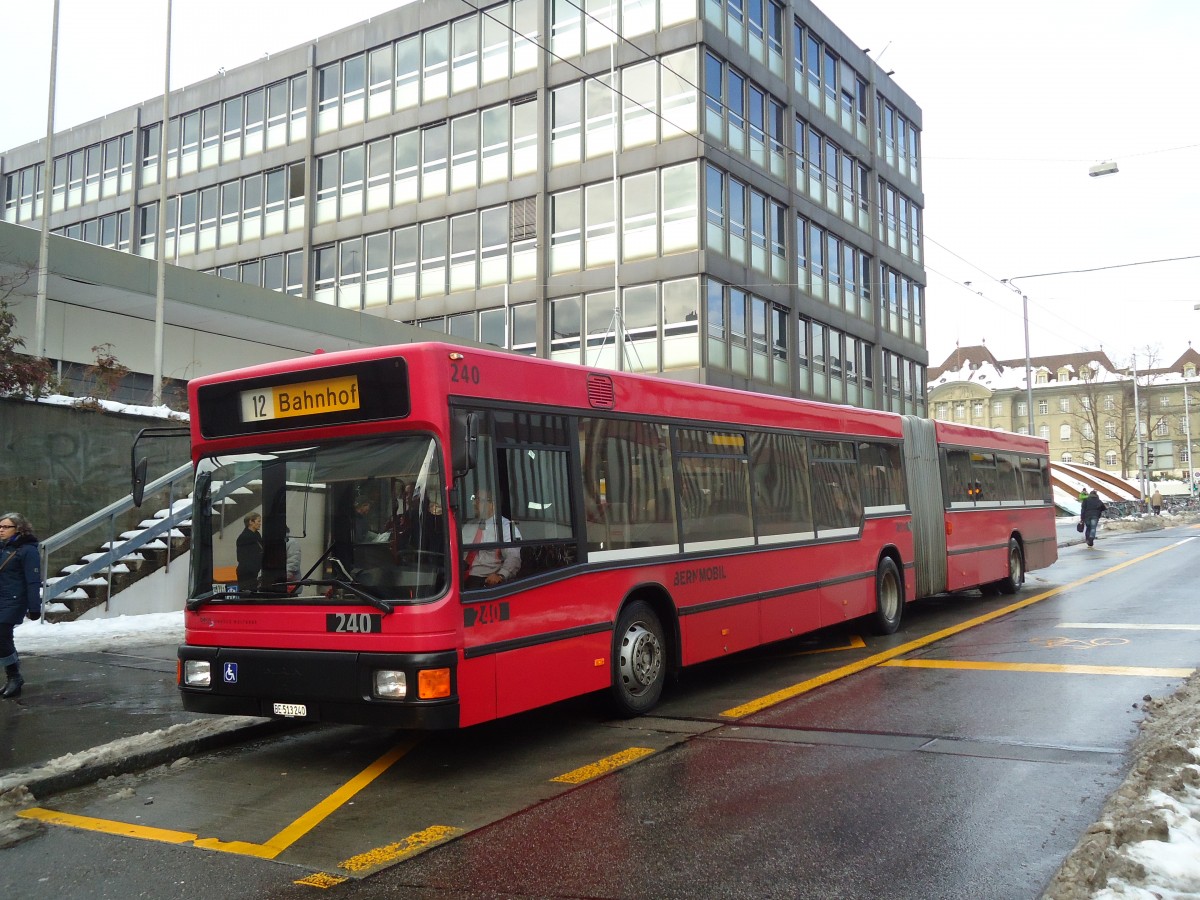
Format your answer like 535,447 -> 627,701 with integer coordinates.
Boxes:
352,497 -> 382,542
235,513 -> 263,592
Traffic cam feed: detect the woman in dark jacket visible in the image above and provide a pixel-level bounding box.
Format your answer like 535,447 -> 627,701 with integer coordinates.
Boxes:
0,512 -> 42,699
235,512 -> 264,593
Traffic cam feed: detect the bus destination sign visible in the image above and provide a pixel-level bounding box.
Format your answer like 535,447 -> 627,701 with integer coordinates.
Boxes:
240,375 -> 361,423
197,357 -> 409,438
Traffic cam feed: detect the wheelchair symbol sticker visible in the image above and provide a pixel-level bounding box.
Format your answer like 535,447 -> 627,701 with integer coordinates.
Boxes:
223,662 -> 238,683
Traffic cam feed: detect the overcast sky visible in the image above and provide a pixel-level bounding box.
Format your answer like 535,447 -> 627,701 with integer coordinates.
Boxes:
4,1 -> 1199,369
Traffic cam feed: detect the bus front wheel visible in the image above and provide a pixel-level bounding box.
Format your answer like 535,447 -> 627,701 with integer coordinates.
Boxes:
871,557 -> 904,635
998,540 -> 1024,595
610,600 -> 666,717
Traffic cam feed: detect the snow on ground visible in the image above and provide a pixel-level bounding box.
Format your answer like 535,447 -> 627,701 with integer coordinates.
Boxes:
14,611 -> 183,653
1044,670 -> 1200,899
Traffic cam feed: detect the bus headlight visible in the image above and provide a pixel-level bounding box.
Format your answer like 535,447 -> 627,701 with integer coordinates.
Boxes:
183,660 -> 212,687
374,670 -> 407,699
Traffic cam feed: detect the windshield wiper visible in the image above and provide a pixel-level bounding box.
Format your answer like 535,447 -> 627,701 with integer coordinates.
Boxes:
288,578 -> 394,613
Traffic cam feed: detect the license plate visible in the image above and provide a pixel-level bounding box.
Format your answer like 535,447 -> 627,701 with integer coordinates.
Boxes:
272,702 -> 308,718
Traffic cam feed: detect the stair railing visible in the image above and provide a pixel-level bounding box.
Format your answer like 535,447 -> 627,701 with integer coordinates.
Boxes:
38,462 -> 194,616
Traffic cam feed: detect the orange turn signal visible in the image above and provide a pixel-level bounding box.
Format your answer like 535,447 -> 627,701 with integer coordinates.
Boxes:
418,667 -> 452,699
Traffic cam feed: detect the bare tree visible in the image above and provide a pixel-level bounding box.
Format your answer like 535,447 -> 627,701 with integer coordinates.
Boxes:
0,266 -> 55,398
1117,348 -> 1167,480
1068,363 -> 1108,465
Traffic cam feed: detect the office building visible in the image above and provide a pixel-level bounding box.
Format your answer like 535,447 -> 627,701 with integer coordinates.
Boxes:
1,0 -> 927,412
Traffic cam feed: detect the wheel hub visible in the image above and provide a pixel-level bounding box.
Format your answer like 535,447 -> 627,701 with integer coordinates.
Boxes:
620,623 -> 662,694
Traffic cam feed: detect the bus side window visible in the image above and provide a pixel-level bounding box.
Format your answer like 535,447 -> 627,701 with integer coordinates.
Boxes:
942,449 -> 973,504
578,417 -> 677,553
748,431 -> 814,538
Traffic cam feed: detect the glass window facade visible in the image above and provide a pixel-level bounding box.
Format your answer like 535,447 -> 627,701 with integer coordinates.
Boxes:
13,0 -> 925,415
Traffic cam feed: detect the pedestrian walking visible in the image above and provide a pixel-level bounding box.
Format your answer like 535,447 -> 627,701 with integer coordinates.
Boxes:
1080,490 -> 1106,548
0,512 -> 42,699
1150,489 -> 1163,516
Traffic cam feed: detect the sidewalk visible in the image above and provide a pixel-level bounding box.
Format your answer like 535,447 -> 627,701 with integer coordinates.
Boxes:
0,642 -> 282,799
0,519 -> 1139,801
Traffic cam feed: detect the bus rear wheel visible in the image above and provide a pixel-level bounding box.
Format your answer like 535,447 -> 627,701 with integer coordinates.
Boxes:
871,557 -> 904,635
610,600 -> 666,717
997,539 -> 1024,595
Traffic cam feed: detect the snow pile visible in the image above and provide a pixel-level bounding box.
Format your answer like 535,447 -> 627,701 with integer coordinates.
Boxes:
27,393 -> 189,422
1043,672 -> 1200,899
14,611 -> 183,652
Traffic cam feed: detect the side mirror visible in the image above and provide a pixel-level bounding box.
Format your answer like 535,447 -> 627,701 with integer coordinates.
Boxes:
132,457 -> 149,508
129,425 -> 190,507
452,411 -> 478,477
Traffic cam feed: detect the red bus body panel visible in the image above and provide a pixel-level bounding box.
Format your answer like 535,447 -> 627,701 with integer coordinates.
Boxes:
180,343 -> 1055,728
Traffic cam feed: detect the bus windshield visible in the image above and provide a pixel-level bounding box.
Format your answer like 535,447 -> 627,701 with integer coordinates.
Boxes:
191,436 -> 447,605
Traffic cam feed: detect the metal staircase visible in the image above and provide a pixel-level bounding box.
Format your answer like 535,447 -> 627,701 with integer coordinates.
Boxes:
39,464 -> 194,621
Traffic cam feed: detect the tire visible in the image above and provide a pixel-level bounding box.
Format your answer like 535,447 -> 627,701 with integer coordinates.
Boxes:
870,557 -> 904,635
997,539 -> 1024,595
609,600 -> 666,717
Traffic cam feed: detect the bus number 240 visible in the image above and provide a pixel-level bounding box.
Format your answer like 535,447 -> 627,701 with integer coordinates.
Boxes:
450,362 -> 482,385
326,613 -> 382,634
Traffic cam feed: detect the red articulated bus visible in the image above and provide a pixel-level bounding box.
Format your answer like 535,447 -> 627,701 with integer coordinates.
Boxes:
173,342 -> 1056,728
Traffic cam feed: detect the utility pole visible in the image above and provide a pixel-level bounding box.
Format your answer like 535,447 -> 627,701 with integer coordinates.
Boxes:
34,0 -> 61,362
1130,356 -> 1149,513
1185,376 -> 1195,496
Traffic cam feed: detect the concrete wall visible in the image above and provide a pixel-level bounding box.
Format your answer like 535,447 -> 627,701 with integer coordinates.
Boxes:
0,397 -> 188,540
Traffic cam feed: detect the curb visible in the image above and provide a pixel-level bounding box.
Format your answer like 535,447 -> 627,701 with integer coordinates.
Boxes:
0,716 -> 297,802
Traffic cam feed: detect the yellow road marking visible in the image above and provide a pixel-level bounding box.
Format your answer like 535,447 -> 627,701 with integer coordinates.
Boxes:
794,634 -> 867,655
881,659 -> 1193,678
22,738 -> 418,860
339,824 -> 462,873
1059,622 -> 1200,631
17,808 -> 198,843
720,536 -> 1189,719
294,872 -> 349,889
551,747 -> 657,784
240,738 -> 419,857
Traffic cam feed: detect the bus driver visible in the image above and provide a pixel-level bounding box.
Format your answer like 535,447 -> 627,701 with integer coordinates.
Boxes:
462,491 -> 521,589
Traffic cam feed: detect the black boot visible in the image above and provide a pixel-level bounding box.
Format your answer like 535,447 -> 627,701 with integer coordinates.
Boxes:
1,664 -> 22,699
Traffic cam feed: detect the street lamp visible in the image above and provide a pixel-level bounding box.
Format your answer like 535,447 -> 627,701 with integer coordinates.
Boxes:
998,279 -> 1036,435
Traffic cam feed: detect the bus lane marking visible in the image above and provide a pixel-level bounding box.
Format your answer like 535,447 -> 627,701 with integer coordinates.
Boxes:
294,872 -> 348,889
20,738 -> 419,860
1034,636 -> 1129,650
1059,623 -> 1200,632
551,747 -> 657,784
720,537 -> 1191,719
337,824 -> 464,874
793,634 -> 867,656
16,808 -> 199,844
880,659 -> 1193,678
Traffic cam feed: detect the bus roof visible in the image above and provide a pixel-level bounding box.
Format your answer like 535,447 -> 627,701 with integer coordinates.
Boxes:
932,418 -> 1050,455
189,342 -> 1047,453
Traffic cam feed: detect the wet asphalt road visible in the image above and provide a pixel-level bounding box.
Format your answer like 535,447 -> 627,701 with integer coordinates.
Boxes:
5,525 -> 1198,899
